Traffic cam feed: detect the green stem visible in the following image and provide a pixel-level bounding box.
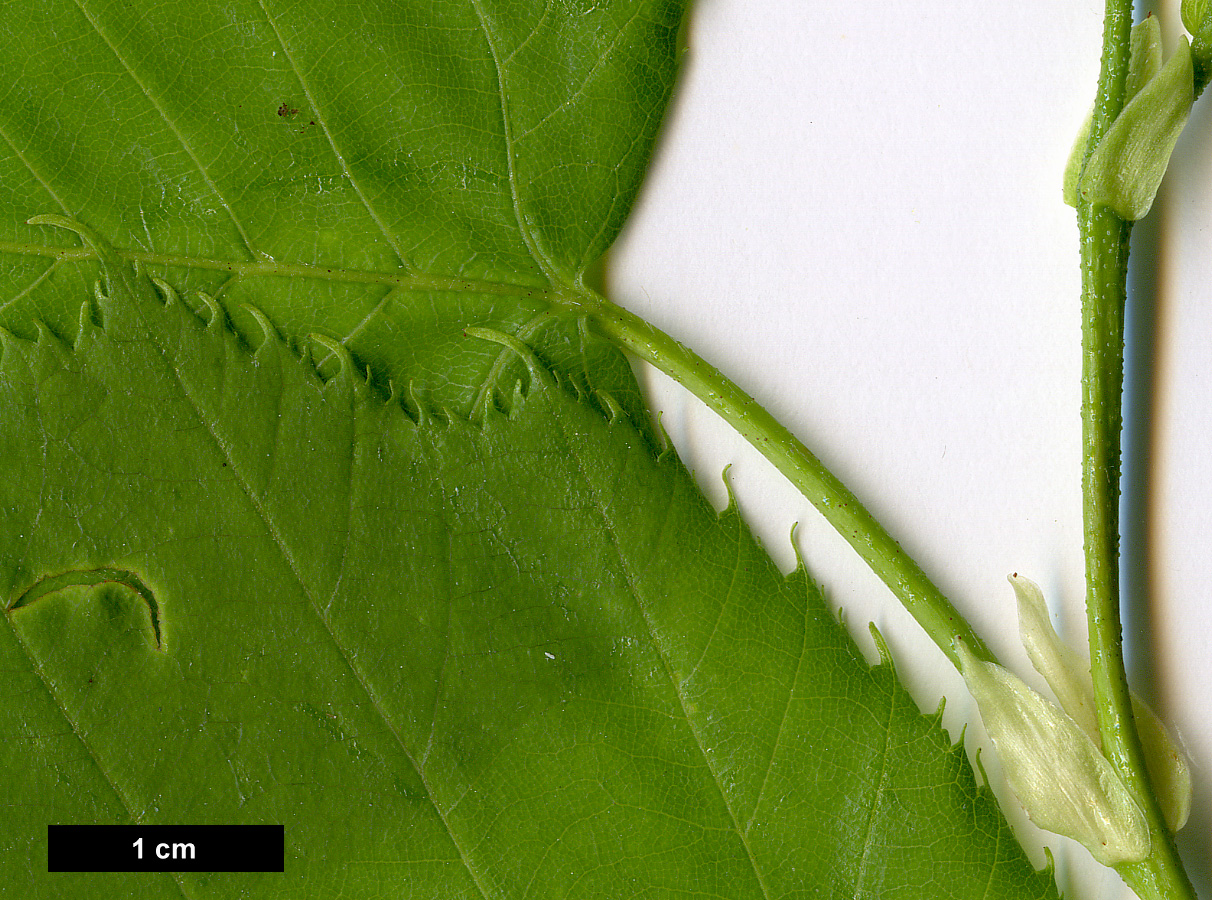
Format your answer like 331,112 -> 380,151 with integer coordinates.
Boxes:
1077,1 -> 1194,897
566,288 -> 994,670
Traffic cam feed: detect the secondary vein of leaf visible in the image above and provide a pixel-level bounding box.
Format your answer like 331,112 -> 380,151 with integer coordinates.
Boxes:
544,389 -> 774,900
0,239 -> 556,300
119,277 -> 496,900
70,0 -> 260,263
253,0 -> 413,272
468,0 -> 561,282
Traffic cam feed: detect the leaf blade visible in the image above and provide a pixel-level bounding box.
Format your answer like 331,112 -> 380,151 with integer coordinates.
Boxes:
3,248 -> 1060,896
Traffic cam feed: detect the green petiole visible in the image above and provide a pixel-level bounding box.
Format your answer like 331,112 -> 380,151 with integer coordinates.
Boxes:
559,285 -> 997,671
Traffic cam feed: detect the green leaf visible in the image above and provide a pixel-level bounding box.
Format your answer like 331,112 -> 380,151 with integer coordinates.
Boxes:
0,4 -> 1067,896
0,233 -> 1060,895
1182,0 -> 1212,41
0,0 -> 684,434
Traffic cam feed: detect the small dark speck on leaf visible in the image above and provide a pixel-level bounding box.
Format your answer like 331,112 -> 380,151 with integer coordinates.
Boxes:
277,102 -> 299,118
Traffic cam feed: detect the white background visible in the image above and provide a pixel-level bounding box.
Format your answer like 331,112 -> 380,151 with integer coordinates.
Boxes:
608,1 -> 1211,896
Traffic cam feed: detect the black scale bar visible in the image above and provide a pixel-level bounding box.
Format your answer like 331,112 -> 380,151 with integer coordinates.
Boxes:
48,825 -> 284,872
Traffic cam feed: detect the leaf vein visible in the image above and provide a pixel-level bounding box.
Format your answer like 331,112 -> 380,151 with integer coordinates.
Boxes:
0,260 -> 59,315
0,123 -> 73,216
68,0 -> 261,263
467,0 -> 558,282
543,389 -> 773,900
254,0 -> 415,274
853,679 -> 898,898
745,578 -> 811,835
513,6 -> 645,146
683,524 -> 744,685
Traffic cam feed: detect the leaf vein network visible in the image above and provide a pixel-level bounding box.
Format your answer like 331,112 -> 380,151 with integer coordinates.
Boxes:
68,0 -> 262,263
122,274 -> 495,900
254,0 -> 415,274
542,389 -> 774,900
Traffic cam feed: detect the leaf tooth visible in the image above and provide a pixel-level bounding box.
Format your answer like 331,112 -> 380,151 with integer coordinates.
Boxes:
933,694 -> 947,724
509,380 -> 526,418
464,325 -> 549,391
309,333 -> 352,381
788,521 -> 805,570
309,333 -> 373,405
595,389 -> 625,423
33,320 -> 70,359
1041,847 -> 1057,882
26,213 -> 102,246
972,741 -> 991,790
406,382 -> 428,426
75,301 -> 98,343
194,291 -> 225,329
150,276 -> 179,307
868,622 -> 894,668
719,463 -> 739,515
0,325 -> 26,362
481,392 -> 507,424
239,304 -> 279,354
652,411 -> 674,458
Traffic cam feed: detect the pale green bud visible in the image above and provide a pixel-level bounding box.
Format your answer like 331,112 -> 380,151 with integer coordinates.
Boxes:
957,642 -> 1149,866
1063,17 -> 1162,208
1010,574 -> 1191,832
1080,36 -> 1194,219
1126,16 -> 1164,103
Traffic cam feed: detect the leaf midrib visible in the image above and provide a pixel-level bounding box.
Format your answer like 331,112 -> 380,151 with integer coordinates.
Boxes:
0,239 -> 558,301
